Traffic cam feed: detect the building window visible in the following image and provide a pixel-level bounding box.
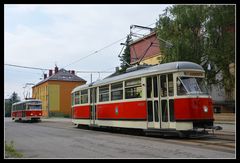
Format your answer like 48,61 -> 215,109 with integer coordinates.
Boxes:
99,85 -> 109,102
125,78 -> 142,99
111,82 -> 123,101
81,89 -> 88,104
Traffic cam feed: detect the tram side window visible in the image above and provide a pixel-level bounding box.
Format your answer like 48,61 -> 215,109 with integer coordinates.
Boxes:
111,82 -> 123,101
161,100 -> 168,122
125,78 -> 142,99
74,91 -> 80,105
169,99 -> 175,122
160,75 -> 167,97
147,101 -> 153,122
99,85 -> 109,102
81,89 -> 88,104
168,74 -> 174,96
147,77 -> 152,98
153,76 -> 158,97
154,101 -> 159,122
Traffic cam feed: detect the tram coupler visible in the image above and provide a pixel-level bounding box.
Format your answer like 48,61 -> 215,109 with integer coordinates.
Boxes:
204,125 -> 223,130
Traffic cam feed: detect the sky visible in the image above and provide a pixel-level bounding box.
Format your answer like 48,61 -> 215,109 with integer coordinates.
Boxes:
4,4 -> 171,100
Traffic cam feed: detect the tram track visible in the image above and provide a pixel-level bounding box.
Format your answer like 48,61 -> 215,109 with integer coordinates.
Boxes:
14,119 -> 235,154
29,118 -> 235,153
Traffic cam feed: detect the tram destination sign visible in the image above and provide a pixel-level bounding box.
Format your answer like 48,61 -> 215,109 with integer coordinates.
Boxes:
184,71 -> 205,77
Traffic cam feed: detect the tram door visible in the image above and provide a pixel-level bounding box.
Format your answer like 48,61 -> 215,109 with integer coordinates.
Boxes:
160,74 -> 175,129
146,76 -> 160,128
90,88 -> 97,125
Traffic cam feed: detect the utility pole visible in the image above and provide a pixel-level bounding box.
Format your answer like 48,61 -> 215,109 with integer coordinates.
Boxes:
90,73 -> 92,83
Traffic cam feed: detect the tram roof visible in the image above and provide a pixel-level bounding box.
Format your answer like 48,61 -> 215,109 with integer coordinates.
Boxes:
72,61 -> 204,93
12,99 -> 42,106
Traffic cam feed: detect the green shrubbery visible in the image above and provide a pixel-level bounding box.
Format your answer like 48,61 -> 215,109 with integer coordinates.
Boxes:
5,141 -> 23,158
49,112 -> 70,118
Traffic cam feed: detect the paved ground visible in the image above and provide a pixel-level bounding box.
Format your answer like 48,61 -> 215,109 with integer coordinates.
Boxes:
4,117 -> 235,159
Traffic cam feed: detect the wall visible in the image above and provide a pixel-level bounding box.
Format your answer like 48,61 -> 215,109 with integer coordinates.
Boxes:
47,80 -> 86,117
32,82 -> 49,117
130,33 -> 161,64
32,80 -> 86,117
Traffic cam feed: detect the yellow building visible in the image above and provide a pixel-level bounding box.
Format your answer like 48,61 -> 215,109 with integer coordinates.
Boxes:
32,67 -> 86,117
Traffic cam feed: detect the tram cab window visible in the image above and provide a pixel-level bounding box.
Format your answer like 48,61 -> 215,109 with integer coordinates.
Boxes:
177,78 -> 187,95
177,77 -> 208,95
28,105 -> 42,110
125,78 -> 142,99
111,82 -> 123,101
81,89 -> 88,104
99,85 -> 109,102
74,91 -> 80,104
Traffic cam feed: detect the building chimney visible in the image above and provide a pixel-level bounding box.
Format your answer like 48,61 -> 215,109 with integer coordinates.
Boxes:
115,67 -> 119,72
71,70 -> 75,75
49,69 -> 53,77
44,73 -> 47,79
55,66 -> 59,74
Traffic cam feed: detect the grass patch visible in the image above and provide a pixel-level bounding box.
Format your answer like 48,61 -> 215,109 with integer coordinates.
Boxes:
5,141 -> 23,158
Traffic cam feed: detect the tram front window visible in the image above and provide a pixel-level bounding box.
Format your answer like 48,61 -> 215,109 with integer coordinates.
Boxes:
177,77 -> 208,95
28,105 -> 42,110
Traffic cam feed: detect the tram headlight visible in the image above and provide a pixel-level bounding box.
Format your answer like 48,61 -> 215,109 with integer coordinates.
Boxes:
203,106 -> 208,113
30,113 -> 33,115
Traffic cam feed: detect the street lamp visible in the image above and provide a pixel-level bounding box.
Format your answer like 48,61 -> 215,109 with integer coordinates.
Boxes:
229,63 -> 235,76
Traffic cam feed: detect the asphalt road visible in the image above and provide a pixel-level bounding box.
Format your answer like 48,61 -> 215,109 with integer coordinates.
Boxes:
4,118 -> 235,158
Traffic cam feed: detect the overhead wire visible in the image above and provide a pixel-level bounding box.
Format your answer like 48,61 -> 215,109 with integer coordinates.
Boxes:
63,22 -> 156,68
5,63 -> 113,73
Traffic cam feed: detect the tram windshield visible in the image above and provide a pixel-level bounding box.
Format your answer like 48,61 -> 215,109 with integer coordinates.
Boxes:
28,104 -> 42,110
177,77 -> 208,95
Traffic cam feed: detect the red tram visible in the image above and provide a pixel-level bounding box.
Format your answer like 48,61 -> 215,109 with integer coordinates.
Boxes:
71,61 -> 222,137
12,99 -> 42,122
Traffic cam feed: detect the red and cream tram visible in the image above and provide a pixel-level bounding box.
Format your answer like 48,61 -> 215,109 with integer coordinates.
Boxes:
71,61 -> 222,137
12,99 -> 42,122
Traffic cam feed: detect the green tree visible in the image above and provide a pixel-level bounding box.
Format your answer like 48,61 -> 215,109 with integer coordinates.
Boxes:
204,5 -> 235,99
118,35 -> 132,73
156,5 -> 235,99
156,5 -> 208,64
5,92 -> 20,117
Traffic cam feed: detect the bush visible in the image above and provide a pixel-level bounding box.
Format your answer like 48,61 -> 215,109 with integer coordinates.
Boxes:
49,112 -> 70,118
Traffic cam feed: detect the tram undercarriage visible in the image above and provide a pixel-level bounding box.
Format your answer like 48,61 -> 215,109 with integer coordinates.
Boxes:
144,124 -> 222,138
